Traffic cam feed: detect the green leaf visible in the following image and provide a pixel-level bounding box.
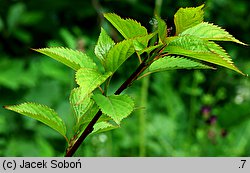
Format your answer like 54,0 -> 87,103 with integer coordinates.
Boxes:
4,102 -> 66,138
163,35 -> 244,75
174,4 -> 204,35
70,87 -> 112,133
69,87 -> 95,122
92,122 -> 118,134
33,47 -> 97,71
207,41 -> 244,74
76,68 -> 112,92
104,13 -> 148,39
94,28 -> 115,64
133,40 -> 146,52
147,56 -> 214,73
70,88 -> 114,135
138,43 -> 163,55
134,34 -> 154,50
180,22 -> 247,45
165,35 -> 209,52
207,41 -> 233,63
92,94 -> 134,124
155,15 -> 167,43
133,32 -> 157,52
74,104 -> 113,137
105,39 -> 135,72
76,103 -> 99,127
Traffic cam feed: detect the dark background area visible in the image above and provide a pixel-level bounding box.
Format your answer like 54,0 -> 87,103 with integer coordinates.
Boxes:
0,0 -> 249,156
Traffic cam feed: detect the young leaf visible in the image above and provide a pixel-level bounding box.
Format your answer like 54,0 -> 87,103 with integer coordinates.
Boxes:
74,104 -> 114,136
133,32 -> 157,53
4,102 -> 66,138
74,68 -> 113,129
33,47 -> 97,71
180,22 -> 247,45
105,39 -> 134,72
76,68 -> 112,93
70,88 -> 112,133
138,43 -> 163,55
163,35 -> 244,75
92,122 -> 118,134
147,56 -> 214,73
92,94 -> 134,125
73,103 -> 99,134
104,13 -> 148,39
94,28 -> 115,64
174,4 -> 204,35
155,15 -> 167,43
70,87 -> 95,122
133,40 -> 146,52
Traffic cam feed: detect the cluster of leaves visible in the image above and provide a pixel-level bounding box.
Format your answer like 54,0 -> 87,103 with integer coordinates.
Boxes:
4,5 -> 246,156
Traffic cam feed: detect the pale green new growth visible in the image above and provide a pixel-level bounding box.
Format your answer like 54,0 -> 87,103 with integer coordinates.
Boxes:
92,122 -> 118,134
70,87 -> 109,133
104,13 -> 148,39
75,104 -> 100,133
74,68 -> 112,128
133,32 -> 157,52
180,22 -> 247,45
70,87 -> 95,122
174,4 -> 204,35
94,28 -> 115,64
76,68 -> 112,93
133,32 -> 158,56
5,103 -> 67,138
105,39 -> 135,72
147,56 -> 214,73
137,43 -> 163,55
93,94 -> 134,125
72,68 -> 115,133
34,47 -> 97,71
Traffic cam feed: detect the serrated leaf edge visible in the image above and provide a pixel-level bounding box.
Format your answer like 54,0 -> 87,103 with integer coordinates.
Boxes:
174,4 -> 205,35
104,13 -> 148,39
207,42 -> 245,75
5,102 -> 67,138
75,68 -> 112,87
94,28 -> 115,64
181,22 -> 247,45
93,94 -> 135,125
92,121 -> 119,134
105,39 -> 134,72
33,47 -> 97,70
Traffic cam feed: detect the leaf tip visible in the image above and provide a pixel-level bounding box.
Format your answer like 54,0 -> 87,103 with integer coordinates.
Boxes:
2,105 -> 8,109
30,48 -> 39,52
240,42 -> 248,46
235,69 -> 246,76
198,4 -> 205,9
103,12 -> 117,19
241,71 -> 247,76
2,105 -> 15,111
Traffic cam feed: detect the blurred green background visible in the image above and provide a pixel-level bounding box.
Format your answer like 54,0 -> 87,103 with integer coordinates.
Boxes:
0,0 -> 249,156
